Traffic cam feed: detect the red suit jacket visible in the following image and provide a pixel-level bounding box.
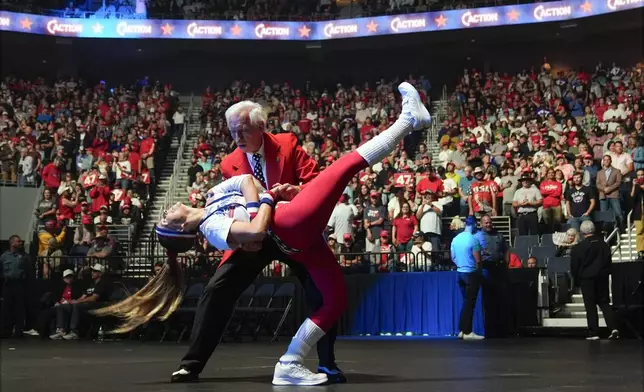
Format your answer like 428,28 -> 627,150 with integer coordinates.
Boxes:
219,132 -> 319,265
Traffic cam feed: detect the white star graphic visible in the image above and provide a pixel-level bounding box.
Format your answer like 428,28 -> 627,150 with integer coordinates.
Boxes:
92,23 -> 104,34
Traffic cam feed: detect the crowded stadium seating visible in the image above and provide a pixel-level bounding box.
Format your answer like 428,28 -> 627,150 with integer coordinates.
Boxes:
1,54 -> 643,338
2,60 -> 643,280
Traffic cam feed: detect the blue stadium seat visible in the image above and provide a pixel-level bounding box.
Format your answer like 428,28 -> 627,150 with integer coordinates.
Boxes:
540,234 -> 554,247
515,235 -> 540,249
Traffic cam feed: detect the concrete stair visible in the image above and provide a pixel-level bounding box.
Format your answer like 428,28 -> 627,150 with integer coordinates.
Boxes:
611,226 -> 638,263
542,293 -> 608,328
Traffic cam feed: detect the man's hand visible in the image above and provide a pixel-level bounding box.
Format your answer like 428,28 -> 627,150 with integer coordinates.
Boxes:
270,183 -> 301,201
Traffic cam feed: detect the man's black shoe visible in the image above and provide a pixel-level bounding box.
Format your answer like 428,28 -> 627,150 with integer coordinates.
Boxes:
318,364 -> 347,383
171,368 -> 199,383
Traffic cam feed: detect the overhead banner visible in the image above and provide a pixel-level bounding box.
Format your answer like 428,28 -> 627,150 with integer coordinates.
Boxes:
0,0 -> 641,40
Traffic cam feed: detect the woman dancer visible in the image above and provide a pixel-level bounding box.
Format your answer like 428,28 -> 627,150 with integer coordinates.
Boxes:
96,82 -> 430,385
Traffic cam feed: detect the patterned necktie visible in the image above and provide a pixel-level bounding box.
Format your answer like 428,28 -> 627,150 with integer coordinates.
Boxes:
252,153 -> 266,187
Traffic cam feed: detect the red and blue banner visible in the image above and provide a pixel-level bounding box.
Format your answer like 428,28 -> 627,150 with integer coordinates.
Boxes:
0,0 -> 641,40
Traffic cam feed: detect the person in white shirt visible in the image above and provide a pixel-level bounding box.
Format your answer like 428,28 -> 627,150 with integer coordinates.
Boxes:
172,106 -> 185,140
602,102 -> 626,132
416,190 -> 442,252
327,195 -> 357,245
18,149 -> 34,186
408,232 -> 432,271
113,152 -> 132,190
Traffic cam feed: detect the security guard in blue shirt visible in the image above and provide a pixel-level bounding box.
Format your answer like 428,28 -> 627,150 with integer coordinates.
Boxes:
474,215 -> 511,337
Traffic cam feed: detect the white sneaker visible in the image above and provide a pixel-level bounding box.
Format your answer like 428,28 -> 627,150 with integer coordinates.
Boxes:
272,362 -> 328,386
49,330 -> 65,340
457,331 -> 464,339
62,331 -> 79,340
398,82 -> 431,130
23,329 -> 39,336
609,330 -> 620,340
463,332 -> 485,340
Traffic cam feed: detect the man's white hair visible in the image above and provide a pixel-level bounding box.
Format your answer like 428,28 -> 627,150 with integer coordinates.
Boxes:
580,220 -> 595,235
225,100 -> 267,129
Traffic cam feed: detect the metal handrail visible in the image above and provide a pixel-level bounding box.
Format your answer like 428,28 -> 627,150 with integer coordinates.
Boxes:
626,209 -> 634,261
605,227 -> 623,261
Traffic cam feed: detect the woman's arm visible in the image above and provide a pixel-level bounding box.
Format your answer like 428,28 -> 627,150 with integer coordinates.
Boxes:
202,176 -> 274,249
227,203 -> 272,245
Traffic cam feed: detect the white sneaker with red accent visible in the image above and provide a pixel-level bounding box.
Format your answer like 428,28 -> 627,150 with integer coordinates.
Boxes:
398,82 -> 431,131
272,362 -> 328,386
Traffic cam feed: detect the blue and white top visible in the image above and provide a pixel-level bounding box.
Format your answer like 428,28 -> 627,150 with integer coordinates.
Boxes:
199,174 -> 300,255
199,175 -> 253,251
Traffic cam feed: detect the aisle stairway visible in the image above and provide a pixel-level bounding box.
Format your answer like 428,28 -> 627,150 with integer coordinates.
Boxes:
542,294 -> 608,328
427,99 -> 447,166
125,96 -> 198,276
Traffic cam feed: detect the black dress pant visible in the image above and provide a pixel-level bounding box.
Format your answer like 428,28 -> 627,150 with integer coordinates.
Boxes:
517,212 -> 539,236
180,238 -> 338,374
0,282 -> 26,336
457,271 -> 481,335
580,275 -> 618,336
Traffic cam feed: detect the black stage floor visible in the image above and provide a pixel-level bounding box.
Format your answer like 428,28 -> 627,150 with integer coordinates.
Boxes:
1,338 -> 642,392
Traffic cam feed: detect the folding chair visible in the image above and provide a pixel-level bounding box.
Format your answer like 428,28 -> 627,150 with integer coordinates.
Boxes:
247,283 -> 275,340
223,284 -> 255,342
269,283 -> 296,342
515,235 -> 540,249
164,282 -> 204,343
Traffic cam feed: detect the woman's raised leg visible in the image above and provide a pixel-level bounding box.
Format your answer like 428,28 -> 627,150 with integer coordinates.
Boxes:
272,82 -> 430,250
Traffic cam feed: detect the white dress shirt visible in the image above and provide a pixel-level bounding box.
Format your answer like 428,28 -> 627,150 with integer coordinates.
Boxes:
245,139 -> 268,186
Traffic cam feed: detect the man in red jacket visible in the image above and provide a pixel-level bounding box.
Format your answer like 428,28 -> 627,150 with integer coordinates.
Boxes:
172,101 -> 346,384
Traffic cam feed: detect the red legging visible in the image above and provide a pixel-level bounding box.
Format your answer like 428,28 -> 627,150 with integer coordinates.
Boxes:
271,151 -> 368,331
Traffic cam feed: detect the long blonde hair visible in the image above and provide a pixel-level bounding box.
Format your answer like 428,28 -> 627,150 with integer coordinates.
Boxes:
92,252 -> 185,333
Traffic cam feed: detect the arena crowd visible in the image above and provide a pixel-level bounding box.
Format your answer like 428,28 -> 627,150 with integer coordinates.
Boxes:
1,60 -> 643,339
0,76 -> 181,274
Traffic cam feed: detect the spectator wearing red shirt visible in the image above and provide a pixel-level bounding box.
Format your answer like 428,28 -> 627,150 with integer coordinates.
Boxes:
392,202 -> 419,252
41,158 -> 62,191
89,174 -> 111,212
57,187 -> 78,224
416,167 -> 444,196
469,167 -> 497,218
540,168 -> 564,233
92,131 -> 109,156
508,253 -> 523,269
360,118 -> 375,140
126,144 -> 141,179
139,129 -> 156,183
